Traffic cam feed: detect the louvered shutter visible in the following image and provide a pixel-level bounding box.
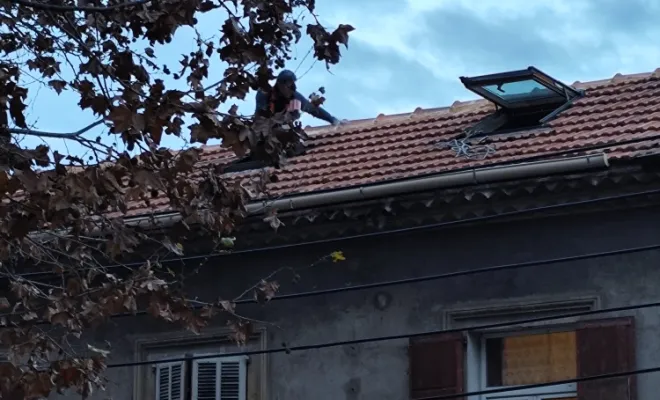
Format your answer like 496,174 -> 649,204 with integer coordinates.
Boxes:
155,361 -> 184,400
409,333 -> 464,400
576,317 -> 636,400
192,357 -> 247,400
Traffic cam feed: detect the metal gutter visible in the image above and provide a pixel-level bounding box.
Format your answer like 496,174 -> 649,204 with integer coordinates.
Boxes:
123,153 -> 608,229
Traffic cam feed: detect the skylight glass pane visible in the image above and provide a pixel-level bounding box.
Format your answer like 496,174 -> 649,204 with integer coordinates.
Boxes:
482,79 -> 559,102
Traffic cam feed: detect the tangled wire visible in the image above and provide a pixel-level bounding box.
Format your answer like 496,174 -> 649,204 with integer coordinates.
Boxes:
435,136 -> 496,160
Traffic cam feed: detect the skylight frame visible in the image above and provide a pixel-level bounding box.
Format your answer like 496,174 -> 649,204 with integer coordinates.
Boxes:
459,67 -> 582,110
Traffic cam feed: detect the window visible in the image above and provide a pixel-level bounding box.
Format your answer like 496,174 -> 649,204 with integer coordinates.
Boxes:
155,356 -> 247,400
133,327 -> 268,400
460,67 -> 581,110
408,317 -> 636,400
482,80 -> 557,103
481,330 -> 577,400
459,67 -> 583,136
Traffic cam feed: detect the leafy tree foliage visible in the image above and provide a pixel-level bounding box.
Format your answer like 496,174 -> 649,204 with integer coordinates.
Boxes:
0,0 -> 352,397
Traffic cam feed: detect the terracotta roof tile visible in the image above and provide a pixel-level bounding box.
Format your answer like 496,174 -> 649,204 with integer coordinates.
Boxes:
127,70 -> 660,217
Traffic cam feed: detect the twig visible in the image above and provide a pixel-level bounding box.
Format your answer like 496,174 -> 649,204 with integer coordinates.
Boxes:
232,252 -> 335,302
232,266 -> 290,303
7,119 -> 104,138
298,59 -> 317,80
9,0 -> 151,13
294,45 -> 313,74
187,298 -> 282,330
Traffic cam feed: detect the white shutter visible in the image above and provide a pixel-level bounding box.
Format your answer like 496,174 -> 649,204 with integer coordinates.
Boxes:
219,359 -> 245,400
192,357 -> 247,400
155,361 -> 184,400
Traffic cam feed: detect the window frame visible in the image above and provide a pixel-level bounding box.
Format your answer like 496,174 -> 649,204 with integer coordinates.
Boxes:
458,66 -> 583,136
459,67 -> 581,110
446,296 -> 600,400
132,326 -> 268,400
473,326 -> 578,400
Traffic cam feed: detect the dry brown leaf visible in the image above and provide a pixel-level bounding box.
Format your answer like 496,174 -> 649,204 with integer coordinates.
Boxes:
0,0 -> 351,396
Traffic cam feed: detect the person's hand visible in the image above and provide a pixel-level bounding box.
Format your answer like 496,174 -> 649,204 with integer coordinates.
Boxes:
286,99 -> 302,120
287,99 -> 302,112
332,118 -> 347,127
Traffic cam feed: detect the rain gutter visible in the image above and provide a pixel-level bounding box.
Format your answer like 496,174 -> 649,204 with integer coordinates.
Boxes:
123,153 -> 609,229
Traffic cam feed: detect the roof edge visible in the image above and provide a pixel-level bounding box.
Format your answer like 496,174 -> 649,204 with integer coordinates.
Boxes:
119,153 -> 608,230
28,153 -> 607,242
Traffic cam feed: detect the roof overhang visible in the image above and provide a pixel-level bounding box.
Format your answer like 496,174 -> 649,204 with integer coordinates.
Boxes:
116,153 -> 609,231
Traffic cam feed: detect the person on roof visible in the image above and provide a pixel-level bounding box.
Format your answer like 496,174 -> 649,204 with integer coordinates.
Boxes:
255,69 -> 342,126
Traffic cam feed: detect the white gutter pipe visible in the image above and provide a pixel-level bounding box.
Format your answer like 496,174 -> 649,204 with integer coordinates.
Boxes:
122,153 -> 608,229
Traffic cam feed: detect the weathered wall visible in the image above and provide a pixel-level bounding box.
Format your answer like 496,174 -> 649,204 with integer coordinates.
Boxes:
76,204 -> 660,399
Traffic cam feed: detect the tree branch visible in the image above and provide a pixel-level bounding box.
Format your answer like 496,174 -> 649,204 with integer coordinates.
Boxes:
8,0 -> 152,13
8,119 -> 104,138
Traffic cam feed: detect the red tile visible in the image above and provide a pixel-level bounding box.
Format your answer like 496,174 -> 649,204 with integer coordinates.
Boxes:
126,71 -> 660,216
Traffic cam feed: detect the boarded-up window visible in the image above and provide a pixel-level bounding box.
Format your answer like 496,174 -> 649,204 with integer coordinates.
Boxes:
486,331 -> 577,386
577,317 -> 636,400
409,317 -> 636,400
409,333 -> 464,400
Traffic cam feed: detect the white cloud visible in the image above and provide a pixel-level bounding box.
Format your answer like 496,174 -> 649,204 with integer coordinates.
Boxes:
334,66 -> 394,91
326,0 -> 660,86
609,36 -> 660,73
323,1 -> 594,81
406,0 -> 588,19
324,7 -> 462,81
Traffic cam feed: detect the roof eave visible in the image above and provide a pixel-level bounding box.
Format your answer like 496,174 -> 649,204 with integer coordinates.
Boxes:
117,153 -> 608,231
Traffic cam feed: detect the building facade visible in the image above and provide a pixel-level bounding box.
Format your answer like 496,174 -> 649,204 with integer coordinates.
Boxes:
93,195 -> 660,400
51,68 -> 660,399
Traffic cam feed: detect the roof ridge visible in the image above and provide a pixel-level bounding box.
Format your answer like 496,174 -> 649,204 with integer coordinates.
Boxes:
573,70 -> 659,89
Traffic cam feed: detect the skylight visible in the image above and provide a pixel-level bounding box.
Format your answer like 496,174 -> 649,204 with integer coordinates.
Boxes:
460,67 -> 581,110
457,67 -> 584,137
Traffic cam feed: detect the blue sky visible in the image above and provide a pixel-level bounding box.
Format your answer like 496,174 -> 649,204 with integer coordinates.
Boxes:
18,0 -> 660,157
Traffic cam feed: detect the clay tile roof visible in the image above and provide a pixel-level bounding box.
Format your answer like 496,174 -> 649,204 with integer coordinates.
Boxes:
126,70 -> 660,217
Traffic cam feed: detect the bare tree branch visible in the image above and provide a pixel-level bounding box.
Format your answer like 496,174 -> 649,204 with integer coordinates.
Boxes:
8,119 -> 104,138
0,0 -> 354,396
8,0 -> 152,13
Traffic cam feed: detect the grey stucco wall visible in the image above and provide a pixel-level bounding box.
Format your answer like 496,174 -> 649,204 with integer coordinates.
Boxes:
74,204 -> 660,399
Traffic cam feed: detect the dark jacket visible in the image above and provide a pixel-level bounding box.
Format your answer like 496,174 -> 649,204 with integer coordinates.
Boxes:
254,84 -> 336,124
